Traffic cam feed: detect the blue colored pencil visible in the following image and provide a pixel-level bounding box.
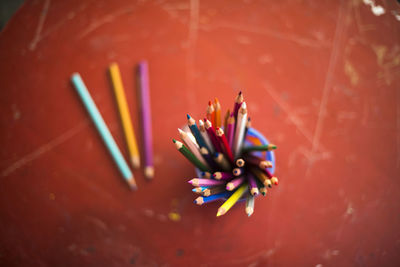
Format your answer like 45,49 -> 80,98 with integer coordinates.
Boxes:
71,73 -> 137,190
187,114 -> 208,149
194,191 -> 233,205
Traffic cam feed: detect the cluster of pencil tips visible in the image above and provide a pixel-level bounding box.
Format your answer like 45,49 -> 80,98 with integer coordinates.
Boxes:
71,61 -> 153,191
173,92 -> 279,217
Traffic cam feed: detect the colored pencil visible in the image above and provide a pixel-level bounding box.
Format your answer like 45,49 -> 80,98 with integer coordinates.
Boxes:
137,61 -> 154,179
235,158 -> 245,167
187,114 -> 208,149
198,119 -> 215,154
202,186 -> 225,196
223,109 -> 230,132
201,171 -> 212,178
214,152 -> 231,171
226,176 -> 245,191
189,178 -> 225,187
200,147 -> 218,170
213,171 -> 233,180
195,192 -> 233,205
216,183 -> 248,217
214,97 -> 221,128
233,91 -> 243,119
226,113 -> 235,148
173,139 -> 209,171
204,119 -> 222,152
248,173 -> 259,196
245,194 -> 255,217
250,167 -> 271,187
260,168 -> 278,185
233,102 -> 248,158
271,177 -> 279,185
192,187 -> 206,193
242,144 -> 277,153
244,117 -> 251,138
206,100 -> 215,124
109,63 -> 140,169
71,73 -> 137,190
178,128 -> 209,169
215,127 -> 234,163
259,186 -> 268,196
246,154 -> 273,169
232,167 -> 244,176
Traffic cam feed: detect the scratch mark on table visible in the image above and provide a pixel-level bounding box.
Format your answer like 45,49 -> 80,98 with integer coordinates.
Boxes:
262,83 -> 326,153
185,0 -> 199,108
29,0 -> 51,50
1,120 -> 89,177
200,22 -> 331,48
306,0 -> 349,178
77,6 -> 135,39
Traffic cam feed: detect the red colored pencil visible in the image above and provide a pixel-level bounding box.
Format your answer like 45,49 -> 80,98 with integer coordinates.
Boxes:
215,127 -> 234,163
204,119 -> 222,152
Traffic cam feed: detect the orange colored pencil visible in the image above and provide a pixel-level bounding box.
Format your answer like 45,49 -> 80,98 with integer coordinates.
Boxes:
214,98 -> 221,128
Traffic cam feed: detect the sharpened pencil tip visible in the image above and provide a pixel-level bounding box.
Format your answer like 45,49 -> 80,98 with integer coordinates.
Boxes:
187,114 -> 191,119
172,139 -> 176,143
208,100 -> 212,106
126,178 -> 138,191
131,156 -> 140,169
144,166 -> 154,179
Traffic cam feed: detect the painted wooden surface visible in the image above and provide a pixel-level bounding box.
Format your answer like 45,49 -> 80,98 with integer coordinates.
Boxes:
0,0 -> 399,266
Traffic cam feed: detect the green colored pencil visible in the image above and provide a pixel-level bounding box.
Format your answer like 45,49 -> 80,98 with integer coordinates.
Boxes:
242,144 -> 277,153
173,139 -> 209,171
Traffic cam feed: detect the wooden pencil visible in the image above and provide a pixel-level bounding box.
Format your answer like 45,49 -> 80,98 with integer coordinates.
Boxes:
226,113 -> 235,148
250,167 -> 271,187
213,171 -> 233,180
201,171 -> 212,178
226,176 -> 245,191
260,168 -> 278,185
216,183 -> 248,217
173,139 -> 209,171
178,128 -> 210,169
245,154 -> 273,169
198,119 -> 215,153
204,119 -> 222,152
232,167 -> 244,176
187,114 -> 208,150
109,63 -> 140,169
137,61 -> 154,179
202,186 -> 225,196
247,173 -> 259,196
214,97 -> 221,128
233,102 -> 248,158
233,91 -> 244,119
71,73 -> 137,190
241,144 -> 277,153
195,192 -> 232,205
214,152 -> 231,171
215,127 -> 234,163
200,147 -> 218,170
206,100 -> 215,124
235,158 -> 245,167
189,178 -> 225,187
245,194 -> 255,217
223,109 -> 230,132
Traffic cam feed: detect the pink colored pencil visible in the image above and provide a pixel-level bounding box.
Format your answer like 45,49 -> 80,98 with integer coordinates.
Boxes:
188,178 -> 226,187
215,127 -> 234,163
138,61 -> 154,179
204,119 -> 222,152
226,176 -> 245,191
226,113 -> 235,149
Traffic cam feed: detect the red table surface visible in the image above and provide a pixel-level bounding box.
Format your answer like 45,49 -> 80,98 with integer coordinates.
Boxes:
1,0 -> 400,266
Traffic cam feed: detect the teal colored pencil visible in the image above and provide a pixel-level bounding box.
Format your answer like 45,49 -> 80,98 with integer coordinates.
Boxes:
71,73 -> 137,190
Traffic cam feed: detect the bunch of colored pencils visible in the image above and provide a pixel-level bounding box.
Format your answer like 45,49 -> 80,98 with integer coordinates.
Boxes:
173,92 -> 279,217
71,61 -> 154,191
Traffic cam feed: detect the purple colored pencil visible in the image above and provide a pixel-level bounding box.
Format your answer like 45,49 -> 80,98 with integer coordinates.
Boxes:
226,113 -> 235,148
213,171 -> 234,180
188,178 -> 226,187
138,61 -> 154,179
247,173 -> 259,196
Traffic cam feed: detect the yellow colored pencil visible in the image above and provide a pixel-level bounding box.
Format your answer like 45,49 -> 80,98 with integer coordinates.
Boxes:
109,63 -> 140,169
216,183 -> 248,217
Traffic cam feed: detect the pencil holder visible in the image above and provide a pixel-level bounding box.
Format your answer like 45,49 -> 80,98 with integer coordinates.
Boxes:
173,93 -> 279,217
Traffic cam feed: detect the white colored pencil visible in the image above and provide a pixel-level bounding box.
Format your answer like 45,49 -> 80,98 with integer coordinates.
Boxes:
178,128 -> 210,168
233,102 -> 247,158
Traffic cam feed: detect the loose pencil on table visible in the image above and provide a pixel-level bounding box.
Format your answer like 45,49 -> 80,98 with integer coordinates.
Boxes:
172,92 -> 280,217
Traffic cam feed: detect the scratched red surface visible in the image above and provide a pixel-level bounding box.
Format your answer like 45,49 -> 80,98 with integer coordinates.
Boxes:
1,0 -> 400,266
